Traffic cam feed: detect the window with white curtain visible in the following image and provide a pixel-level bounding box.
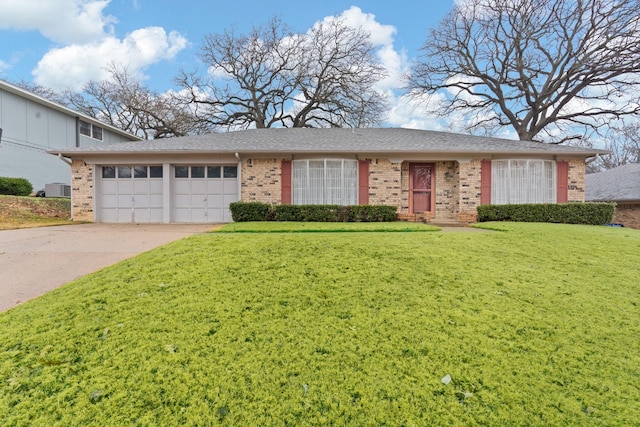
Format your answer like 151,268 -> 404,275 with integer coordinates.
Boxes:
293,159 -> 358,205
492,160 -> 556,204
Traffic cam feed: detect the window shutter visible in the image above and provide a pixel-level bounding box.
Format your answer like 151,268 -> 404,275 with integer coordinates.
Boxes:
480,159 -> 492,205
358,160 -> 369,205
557,161 -> 569,203
281,160 -> 292,204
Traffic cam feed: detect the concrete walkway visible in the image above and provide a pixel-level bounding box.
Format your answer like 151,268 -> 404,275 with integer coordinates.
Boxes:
0,223 -> 214,312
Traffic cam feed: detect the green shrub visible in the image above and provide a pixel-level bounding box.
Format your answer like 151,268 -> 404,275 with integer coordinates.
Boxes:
229,202 -> 272,222
477,202 -> 615,225
348,205 -> 398,222
0,177 -> 33,196
230,202 -> 397,222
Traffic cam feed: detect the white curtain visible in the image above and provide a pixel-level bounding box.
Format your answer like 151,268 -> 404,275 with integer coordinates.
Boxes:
293,159 -> 358,205
492,160 -> 556,204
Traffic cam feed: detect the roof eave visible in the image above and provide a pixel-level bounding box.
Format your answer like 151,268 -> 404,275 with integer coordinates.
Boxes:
1,80 -> 141,141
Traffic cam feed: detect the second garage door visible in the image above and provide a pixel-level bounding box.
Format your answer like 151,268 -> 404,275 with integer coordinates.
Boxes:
173,165 -> 239,223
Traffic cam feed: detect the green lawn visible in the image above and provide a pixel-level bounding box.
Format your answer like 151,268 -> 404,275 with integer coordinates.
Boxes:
1,223 -> 638,425
217,221 -> 440,232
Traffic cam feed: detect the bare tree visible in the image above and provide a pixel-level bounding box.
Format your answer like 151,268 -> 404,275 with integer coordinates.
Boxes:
12,80 -> 69,106
586,123 -> 640,171
407,0 -> 640,143
176,17 -> 388,129
68,64 -> 208,139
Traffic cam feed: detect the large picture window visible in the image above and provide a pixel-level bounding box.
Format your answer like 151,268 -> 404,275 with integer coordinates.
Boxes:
293,159 -> 358,205
492,160 -> 556,204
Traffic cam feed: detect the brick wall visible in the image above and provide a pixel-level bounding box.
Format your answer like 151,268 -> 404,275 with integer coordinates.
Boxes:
70,159 -> 94,221
457,159 -> 482,222
435,161 -> 457,220
612,203 -> 640,229
368,158 -> 402,208
240,158 -> 283,204
567,159 -> 586,202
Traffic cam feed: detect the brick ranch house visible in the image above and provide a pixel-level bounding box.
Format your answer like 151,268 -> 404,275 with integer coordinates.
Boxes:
48,128 -> 606,224
586,163 -> 640,229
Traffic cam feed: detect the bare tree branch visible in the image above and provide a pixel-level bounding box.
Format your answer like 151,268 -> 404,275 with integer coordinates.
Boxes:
177,16 -> 388,129
407,0 -> 640,142
67,64 -> 208,139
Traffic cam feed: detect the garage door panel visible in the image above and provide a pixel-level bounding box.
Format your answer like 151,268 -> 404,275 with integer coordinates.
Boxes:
134,194 -> 150,206
224,194 -> 240,205
101,181 -> 118,194
101,194 -> 118,208
134,208 -> 150,223
98,165 -> 164,224
117,194 -> 133,207
223,181 -> 238,194
149,209 -> 163,222
190,181 -> 207,194
100,208 -> 118,222
190,195 -> 206,208
149,180 -> 163,193
117,181 -> 134,193
133,180 -> 149,193
150,194 -> 163,208
207,209 -> 223,222
174,194 -> 190,206
172,164 -> 239,224
174,180 -> 191,194
207,181 -> 223,192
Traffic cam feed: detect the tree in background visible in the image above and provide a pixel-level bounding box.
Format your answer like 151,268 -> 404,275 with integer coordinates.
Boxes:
66,64 -> 208,139
176,17 -> 388,129
407,0 -> 640,144
586,123 -> 640,172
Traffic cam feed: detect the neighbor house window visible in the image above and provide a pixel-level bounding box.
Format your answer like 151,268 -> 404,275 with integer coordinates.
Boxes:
292,159 -> 358,205
79,120 -> 103,141
492,160 -> 556,204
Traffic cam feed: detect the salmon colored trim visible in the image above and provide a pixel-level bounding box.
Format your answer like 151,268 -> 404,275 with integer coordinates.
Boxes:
557,161 -> 569,203
480,159 -> 492,205
358,160 -> 369,205
281,160 -> 292,204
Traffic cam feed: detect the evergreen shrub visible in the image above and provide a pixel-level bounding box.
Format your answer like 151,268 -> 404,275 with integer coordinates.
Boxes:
477,202 -> 615,225
0,177 -> 33,196
230,202 -> 397,222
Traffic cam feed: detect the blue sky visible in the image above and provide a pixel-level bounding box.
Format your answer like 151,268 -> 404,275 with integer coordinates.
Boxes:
0,0 -> 459,129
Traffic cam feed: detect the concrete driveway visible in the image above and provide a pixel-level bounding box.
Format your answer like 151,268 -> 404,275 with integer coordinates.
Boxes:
0,223 -> 215,313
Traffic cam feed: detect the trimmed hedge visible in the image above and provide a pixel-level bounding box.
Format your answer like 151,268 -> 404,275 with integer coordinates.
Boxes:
229,202 -> 397,222
0,177 -> 33,196
477,202 -> 616,225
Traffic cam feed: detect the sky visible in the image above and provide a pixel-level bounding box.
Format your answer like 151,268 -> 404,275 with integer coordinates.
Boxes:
0,0 -> 462,131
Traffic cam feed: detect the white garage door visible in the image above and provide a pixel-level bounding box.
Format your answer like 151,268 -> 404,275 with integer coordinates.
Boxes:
99,165 -> 163,223
173,165 -> 239,223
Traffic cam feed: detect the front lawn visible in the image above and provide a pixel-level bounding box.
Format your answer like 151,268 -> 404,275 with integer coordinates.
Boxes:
1,223 -> 638,425
217,221 -> 440,232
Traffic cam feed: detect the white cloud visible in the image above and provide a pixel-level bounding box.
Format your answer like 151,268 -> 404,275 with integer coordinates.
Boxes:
33,27 -> 188,90
0,59 -> 9,74
0,0 -> 115,44
333,6 -> 396,46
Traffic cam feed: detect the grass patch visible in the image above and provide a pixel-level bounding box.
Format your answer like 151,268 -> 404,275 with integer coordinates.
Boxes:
217,221 -> 440,233
0,195 -> 73,230
1,223 -> 639,425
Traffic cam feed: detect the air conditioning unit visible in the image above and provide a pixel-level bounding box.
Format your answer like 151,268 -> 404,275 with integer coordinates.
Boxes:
45,183 -> 71,198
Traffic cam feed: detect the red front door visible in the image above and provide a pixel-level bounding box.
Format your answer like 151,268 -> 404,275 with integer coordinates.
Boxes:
410,164 -> 434,213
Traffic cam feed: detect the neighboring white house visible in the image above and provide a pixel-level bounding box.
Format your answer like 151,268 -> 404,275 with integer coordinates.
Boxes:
0,80 -> 140,192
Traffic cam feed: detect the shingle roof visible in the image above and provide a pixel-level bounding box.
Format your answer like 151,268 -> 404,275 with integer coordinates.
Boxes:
48,127 -> 606,157
585,163 -> 640,202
